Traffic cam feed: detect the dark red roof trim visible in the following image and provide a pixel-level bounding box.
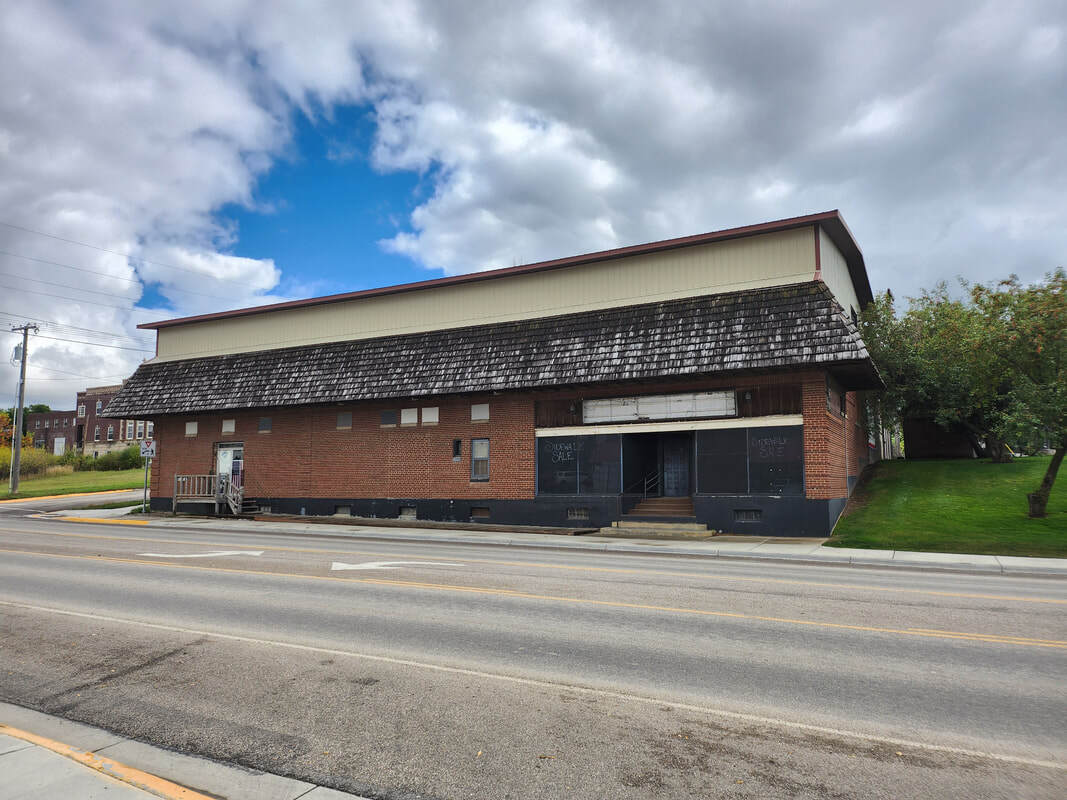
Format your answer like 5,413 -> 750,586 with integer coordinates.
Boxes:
139,210 -> 871,330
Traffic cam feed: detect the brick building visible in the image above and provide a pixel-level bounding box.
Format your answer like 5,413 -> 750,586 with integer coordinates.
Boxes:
27,409 -> 78,455
76,385 -> 153,457
107,210 -> 883,535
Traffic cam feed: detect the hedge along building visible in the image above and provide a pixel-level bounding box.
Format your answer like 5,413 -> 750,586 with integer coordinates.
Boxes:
106,210 -> 881,535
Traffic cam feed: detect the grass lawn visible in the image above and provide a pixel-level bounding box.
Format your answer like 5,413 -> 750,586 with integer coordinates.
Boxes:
827,456 -> 1067,557
0,468 -> 147,500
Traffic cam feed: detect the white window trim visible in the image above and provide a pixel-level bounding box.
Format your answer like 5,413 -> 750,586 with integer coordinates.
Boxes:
535,414 -> 804,437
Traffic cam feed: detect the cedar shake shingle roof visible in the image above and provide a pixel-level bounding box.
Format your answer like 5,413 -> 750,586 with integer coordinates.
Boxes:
106,281 -> 881,418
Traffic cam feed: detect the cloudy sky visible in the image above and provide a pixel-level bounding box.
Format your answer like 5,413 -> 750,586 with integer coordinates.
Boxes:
0,0 -> 1064,408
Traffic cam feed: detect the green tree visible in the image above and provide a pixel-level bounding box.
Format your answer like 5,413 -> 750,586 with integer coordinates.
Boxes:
973,269 -> 1067,517
860,284 -> 1012,461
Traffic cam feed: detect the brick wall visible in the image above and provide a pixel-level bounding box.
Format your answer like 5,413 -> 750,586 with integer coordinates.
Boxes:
151,369 -> 859,503
802,377 -> 847,499
151,393 -> 536,501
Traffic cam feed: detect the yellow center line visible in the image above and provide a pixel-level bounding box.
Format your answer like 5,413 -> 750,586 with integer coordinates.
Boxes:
2,547 -> 1064,650
4,524 -> 1065,606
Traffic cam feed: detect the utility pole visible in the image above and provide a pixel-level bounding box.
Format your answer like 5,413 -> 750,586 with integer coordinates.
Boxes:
9,323 -> 38,494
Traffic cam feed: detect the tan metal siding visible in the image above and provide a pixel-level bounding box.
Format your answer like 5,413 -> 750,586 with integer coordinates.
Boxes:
819,227 -> 861,317
155,226 -> 816,361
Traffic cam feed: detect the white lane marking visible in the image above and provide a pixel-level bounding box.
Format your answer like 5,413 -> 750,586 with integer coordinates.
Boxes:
138,550 -> 264,558
2,600 -> 1062,772
331,560 -> 464,571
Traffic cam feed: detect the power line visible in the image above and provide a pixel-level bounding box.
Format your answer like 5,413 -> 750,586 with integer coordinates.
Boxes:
0,310 -> 152,341
0,247 -> 232,300
0,219 -> 270,290
32,334 -> 152,352
31,364 -> 129,379
0,270 -> 144,303
0,317 -> 153,349
0,281 -> 148,311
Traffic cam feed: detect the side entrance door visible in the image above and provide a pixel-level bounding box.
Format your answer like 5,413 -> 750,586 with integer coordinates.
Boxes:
216,443 -> 244,490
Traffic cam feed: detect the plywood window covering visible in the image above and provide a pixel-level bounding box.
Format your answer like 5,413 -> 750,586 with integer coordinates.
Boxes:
422,407 -> 439,425
185,421 -> 198,437
471,438 -> 490,481
583,391 -> 735,424
400,408 -> 418,426
471,403 -> 489,421
221,419 -> 236,434
337,412 -> 352,430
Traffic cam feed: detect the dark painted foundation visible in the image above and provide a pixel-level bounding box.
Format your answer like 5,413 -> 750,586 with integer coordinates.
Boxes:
152,492 -> 849,536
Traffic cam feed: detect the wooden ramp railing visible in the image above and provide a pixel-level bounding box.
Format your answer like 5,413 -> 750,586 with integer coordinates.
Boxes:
173,474 -> 244,515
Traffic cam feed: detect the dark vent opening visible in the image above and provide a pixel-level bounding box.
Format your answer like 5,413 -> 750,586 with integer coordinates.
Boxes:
470,506 -> 490,520
567,507 -> 590,521
734,509 -> 762,522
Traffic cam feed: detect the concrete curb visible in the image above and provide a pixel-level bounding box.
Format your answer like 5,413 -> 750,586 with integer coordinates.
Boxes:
0,702 -> 366,800
40,514 -> 1067,578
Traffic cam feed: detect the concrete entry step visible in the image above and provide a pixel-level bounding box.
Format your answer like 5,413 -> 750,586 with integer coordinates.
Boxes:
610,520 -> 707,532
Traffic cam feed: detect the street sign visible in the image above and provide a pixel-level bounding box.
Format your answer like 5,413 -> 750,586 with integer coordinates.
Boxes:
140,440 -> 156,458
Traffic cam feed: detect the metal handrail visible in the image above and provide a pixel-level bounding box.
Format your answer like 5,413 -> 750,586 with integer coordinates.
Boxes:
623,470 -> 660,497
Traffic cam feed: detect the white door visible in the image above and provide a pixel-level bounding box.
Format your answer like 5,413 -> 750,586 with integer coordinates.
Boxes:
53,437 -> 65,456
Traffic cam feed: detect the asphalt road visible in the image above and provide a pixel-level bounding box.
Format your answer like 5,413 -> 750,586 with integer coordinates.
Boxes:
0,489 -> 142,513
0,516 -> 1064,799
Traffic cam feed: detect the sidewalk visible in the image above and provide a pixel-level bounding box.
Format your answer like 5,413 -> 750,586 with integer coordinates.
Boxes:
0,702 -> 362,800
41,511 -> 1067,576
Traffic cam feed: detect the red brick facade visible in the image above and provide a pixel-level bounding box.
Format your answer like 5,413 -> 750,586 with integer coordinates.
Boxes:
151,368 -> 873,506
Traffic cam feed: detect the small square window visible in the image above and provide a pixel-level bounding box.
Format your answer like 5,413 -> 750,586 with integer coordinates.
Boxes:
221,419 -> 235,434
337,411 -> 352,430
471,403 -> 489,421
185,421 -> 198,437
400,407 -> 418,426
258,417 -> 272,433
421,406 -> 439,425
471,438 -> 489,481
380,410 -> 397,427
452,439 -> 462,460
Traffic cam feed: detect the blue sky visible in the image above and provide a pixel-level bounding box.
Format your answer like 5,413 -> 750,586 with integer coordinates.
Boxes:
219,105 -> 425,300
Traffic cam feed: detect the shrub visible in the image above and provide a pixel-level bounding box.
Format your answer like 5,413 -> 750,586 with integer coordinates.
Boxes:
0,446 -> 60,479
85,444 -> 144,471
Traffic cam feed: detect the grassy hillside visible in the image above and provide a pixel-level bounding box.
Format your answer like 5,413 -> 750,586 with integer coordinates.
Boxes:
0,468 -> 146,500
827,456 -> 1066,557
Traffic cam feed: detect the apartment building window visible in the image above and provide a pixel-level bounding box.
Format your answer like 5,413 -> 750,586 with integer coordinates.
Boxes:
77,404 -> 85,418
380,410 -> 397,428
471,438 -> 490,481
126,421 -> 134,439
185,421 -> 198,437
35,420 -> 40,428
146,421 -> 154,438
452,439 -> 462,460
258,417 -> 272,433
106,425 -> 114,441
136,420 -> 144,439
337,412 -> 352,430
221,419 -> 235,435
400,408 -> 418,426
422,407 -> 439,425
53,418 -> 58,428
94,425 -> 100,441
471,403 -> 489,421
95,400 -> 102,413
63,418 -> 68,427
